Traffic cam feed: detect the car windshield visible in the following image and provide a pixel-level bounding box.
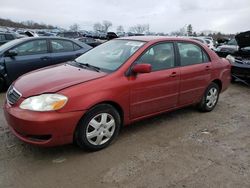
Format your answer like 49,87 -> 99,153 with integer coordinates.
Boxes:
0,39 -> 21,52
75,39 -> 145,72
227,39 -> 237,45
241,47 -> 250,51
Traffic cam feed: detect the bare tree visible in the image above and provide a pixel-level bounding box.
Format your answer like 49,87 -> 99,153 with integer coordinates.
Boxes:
170,26 -> 187,36
129,24 -> 149,34
69,23 -> 80,31
93,22 -> 104,32
102,20 -> 112,32
116,25 -> 124,33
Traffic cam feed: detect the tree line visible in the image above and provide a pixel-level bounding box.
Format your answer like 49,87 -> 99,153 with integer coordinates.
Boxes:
0,18 -> 56,29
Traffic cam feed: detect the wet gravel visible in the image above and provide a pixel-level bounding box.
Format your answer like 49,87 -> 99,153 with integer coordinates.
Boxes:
0,83 -> 249,188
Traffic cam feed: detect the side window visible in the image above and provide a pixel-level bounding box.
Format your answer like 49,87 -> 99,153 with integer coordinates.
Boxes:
73,43 -> 82,51
177,42 -> 209,66
5,34 -> 14,40
137,43 -> 175,71
0,34 -> 6,40
51,40 -> 74,52
203,51 -> 210,62
13,40 -> 48,56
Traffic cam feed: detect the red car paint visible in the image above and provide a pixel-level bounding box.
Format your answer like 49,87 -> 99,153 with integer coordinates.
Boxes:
3,37 -> 231,147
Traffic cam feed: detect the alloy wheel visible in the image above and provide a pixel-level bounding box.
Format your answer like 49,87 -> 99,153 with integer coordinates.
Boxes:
86,113 -> 116,145
206,87 -> 218,108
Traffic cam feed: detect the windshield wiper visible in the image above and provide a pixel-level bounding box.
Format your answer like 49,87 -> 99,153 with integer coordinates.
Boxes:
73,60 -> 100,72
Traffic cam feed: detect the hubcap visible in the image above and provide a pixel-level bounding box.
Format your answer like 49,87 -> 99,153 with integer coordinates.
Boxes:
86,113 -> 116,145
206,87 -> 218,108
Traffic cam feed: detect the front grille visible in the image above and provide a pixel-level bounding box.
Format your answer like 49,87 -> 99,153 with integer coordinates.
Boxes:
7,86 -> 22,105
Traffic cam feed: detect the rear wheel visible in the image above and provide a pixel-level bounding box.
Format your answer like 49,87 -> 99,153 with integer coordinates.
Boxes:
198,83 -> 220,112
74,104 -> 121,151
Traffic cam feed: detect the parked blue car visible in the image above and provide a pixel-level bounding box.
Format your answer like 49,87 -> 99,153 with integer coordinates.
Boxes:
0,37 -> 92,90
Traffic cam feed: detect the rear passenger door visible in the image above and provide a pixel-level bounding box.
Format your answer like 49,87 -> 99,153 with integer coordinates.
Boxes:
50,39 -> 82,64
177,42 -> 211,106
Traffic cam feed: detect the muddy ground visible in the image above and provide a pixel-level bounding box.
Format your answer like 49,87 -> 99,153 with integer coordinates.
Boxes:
0,83 -> 249,188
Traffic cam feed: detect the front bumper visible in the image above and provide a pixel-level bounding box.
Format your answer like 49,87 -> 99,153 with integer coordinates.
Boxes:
231,63 -> 250,80
4,102 -> 85,147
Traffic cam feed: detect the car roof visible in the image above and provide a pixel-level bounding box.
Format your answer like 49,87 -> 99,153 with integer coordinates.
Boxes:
117,36 -> 200,43
11,36 -> 86,46
0,32 -> 14,34
0,36 -> 91,53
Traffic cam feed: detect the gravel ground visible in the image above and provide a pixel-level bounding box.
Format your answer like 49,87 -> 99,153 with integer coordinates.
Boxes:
0,83 -> 249,188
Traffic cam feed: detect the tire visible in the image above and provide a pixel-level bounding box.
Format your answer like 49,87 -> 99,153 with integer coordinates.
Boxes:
0,76 -> 5,92
198,83 -> 220,112
74,104 -> 121,151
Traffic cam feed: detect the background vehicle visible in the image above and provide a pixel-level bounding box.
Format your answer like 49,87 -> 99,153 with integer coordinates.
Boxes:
36,31 -> 55,36
0,32 -> 18,45
78,37 -> 103,47
215,38 -> 238,57
57,32 -> 82,39
226,31 -> 250,83
106,32 -> 118,40
4,36 -> 231,151
203,38 -> 216,50
188,37 -> 210,47
0,37 -> 92,90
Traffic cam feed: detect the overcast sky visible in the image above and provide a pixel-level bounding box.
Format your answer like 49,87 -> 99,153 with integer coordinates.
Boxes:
1,0 -> 250,33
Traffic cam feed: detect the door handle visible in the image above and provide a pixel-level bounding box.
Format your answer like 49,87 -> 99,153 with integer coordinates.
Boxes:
169,72 -> 177,77
205,65 -> 211,71
40,56 -> 50,61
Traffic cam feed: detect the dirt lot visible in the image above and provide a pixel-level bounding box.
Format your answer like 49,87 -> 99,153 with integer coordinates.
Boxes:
0,83 -> 249,188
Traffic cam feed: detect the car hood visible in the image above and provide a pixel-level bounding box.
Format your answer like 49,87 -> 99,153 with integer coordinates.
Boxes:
14,63 -> 107,98
235,31 -> 250,49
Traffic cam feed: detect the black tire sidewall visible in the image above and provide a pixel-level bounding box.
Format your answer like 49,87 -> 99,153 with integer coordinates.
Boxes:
0,76 -> 5,92
200,83 -> 220,112
75,104 -> 121,151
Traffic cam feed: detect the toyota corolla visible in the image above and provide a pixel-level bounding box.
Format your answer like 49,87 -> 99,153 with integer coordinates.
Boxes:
4,36 -> 231,151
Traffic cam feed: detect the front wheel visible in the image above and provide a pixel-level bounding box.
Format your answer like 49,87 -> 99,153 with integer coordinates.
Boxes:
74,104 -> 121,151
198,83 -> 220,112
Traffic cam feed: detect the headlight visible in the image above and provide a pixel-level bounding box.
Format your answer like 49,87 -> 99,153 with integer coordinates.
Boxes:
226,55 -> 235,63
20,94 -> 68,111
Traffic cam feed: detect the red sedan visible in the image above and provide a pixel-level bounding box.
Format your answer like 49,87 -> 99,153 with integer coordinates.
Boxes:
4,36 -> 231,150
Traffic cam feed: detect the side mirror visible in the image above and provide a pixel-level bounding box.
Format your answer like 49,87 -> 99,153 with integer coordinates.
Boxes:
132,64 -> 152,74
6,50 -> 18,57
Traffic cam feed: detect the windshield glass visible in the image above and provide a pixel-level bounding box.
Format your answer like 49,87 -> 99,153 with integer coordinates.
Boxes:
241,47 -> 250,51
0,38 -> 21,52
227,39 -> 237,45
75,39 -> 145,72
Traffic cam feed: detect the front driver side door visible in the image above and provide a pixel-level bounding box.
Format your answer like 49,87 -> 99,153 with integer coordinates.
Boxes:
129,42 -> 180,119
4,39 -> 51,82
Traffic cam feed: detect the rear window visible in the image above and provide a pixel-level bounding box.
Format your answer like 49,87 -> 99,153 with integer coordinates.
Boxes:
5,34 -> 14,40
74,43 -> 82,50
51,39 -> 74,52
0,34 -> 5,41
177,42 -> 210,66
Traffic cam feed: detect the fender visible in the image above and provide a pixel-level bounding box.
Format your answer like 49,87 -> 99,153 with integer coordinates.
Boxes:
58,75 -> 130,124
